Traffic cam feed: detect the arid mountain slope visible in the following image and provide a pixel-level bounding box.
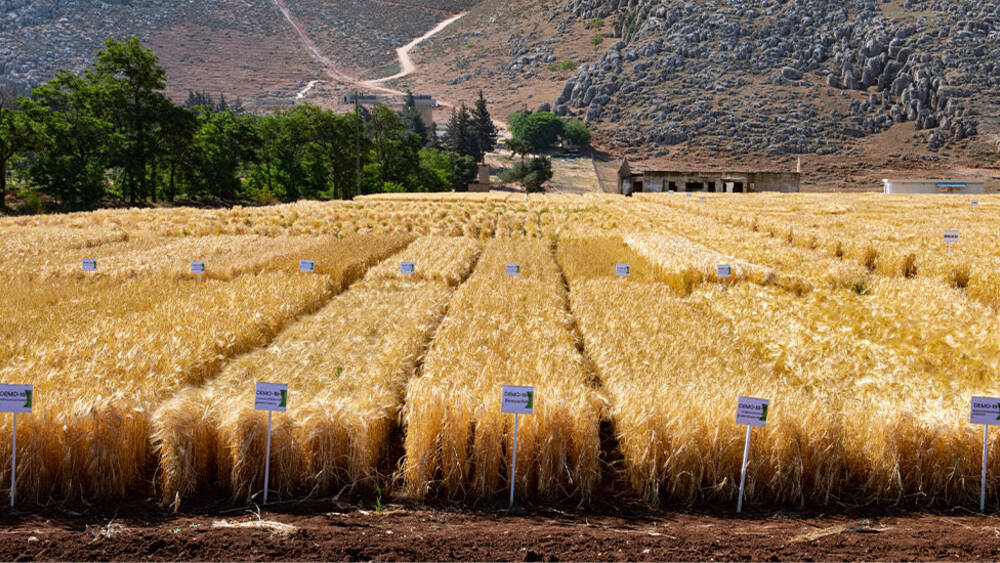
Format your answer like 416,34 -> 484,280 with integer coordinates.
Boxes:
396,0 -> 1000,189
1,0 -> 478,103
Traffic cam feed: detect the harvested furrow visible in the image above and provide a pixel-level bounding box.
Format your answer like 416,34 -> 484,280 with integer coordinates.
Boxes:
152,236 -> 481,507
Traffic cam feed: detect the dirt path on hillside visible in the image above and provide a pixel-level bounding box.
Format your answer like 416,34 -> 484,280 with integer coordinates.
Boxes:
2,503 -> 1000,561
272,0 -> 465,101
363,12 -> 467,87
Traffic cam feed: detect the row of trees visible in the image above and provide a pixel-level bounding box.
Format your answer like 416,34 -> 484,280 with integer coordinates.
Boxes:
0,38 -> 501,212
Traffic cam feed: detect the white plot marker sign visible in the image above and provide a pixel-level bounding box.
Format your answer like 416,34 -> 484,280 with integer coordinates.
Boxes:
502,385 -> 535,507
82,259 -> 97,272
400,261 -> 415,275
191,261 -> 206,275
506,263 -> 521,276
0,384 -> 33,507
971,396 -> 1000,512
971,200 -> 979,207
254,382 -> 288,504
615,264 -> 630,277
735,396 -> 769,513
944,230 -> 959,256
299,259 -> 315,273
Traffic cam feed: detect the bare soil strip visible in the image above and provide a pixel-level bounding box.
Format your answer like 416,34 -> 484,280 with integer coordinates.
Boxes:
1,505 -> 998,561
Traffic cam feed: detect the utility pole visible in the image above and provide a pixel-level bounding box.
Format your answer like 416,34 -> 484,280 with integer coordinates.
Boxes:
354,90 -> 361,199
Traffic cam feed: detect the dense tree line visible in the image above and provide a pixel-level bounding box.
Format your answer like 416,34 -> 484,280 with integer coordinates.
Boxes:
0,38 -> 499,212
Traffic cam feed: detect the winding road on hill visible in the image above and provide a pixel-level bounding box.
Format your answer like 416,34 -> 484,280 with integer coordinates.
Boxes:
272,0 -> 466,101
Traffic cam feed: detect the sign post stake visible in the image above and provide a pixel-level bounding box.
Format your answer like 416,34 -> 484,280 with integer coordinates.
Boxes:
255,382 -> 287,506
10,412 -> 16,507
501,385 -> 534,508
1,384 -> 32,507
734,396 -> 769,514
982,424 -> 989,513
509,412 -> 519,507
970,396 -> 998,513
263,410 -> 272,505
943,231 -> 959,257
737,424 -> 751,514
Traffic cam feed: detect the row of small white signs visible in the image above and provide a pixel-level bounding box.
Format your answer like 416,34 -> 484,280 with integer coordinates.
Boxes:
82,260 -> 408,274
80,259 -> 744,281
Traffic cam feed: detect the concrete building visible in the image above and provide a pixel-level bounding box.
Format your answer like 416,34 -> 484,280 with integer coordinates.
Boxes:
342,93 -> 436,129
617,161 -> 800,195
882,178 -> 986,194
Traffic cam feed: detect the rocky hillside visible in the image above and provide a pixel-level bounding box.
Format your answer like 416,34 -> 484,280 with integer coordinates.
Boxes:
1,0 -> 478,102
552,0 -> 999,158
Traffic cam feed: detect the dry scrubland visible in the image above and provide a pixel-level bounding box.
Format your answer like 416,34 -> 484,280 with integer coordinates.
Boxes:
1,193 -> 999,510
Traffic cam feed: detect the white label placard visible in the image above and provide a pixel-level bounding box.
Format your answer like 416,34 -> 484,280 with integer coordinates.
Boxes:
971,200 -> 979,207
717,264 -> 732,278
970,396 -> 1000,425
699,196 -> 707,202
299,259 -> 315,273
685,193 -> 692,198
0,384 -> 33,413
944,230 -> 959,243
82,259 -> 97,272
401,261 -> 415,275
501,385 -> 535,414
615,264 -> 630,277
736,396 -> 769,427
255,382 -> 288,412
506,263 -> 521,276
191,261 -> 206,274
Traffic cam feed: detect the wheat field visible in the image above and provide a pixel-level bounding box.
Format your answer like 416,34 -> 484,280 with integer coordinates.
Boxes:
1,193 -> 999,509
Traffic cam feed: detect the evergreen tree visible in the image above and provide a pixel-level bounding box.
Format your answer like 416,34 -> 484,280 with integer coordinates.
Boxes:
398,90 -> 429,145
471,90 -> 498,162
443,104 -> 478,159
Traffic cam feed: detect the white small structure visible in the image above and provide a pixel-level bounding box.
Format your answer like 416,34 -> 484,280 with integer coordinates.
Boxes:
883,178 -> 986,194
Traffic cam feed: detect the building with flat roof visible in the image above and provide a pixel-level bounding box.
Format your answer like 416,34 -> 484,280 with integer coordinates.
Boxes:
882,178 -> 986,194
617,161 -> 800,195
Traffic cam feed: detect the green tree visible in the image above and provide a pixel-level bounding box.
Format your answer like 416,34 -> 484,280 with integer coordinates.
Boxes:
501,155 -> 552,193
314,110 -> 367,199
186,110 -> 259,201
590,34 -> 605,49
367,105 -> 421,192
88,37 -> 171,204
399,91 -> 430,146
153,102 -> 198,202
22,72 -> 113,210
504,137 -> 532,164
418,148 -> 476,192
508,110 -> 564,153
0,104 -> 41,209
442,104 -> 479,159
561,118 -> 591,149
471,91 -> 498,162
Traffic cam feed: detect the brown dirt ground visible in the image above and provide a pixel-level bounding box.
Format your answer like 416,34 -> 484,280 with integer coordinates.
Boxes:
2,498 -> 1000,561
